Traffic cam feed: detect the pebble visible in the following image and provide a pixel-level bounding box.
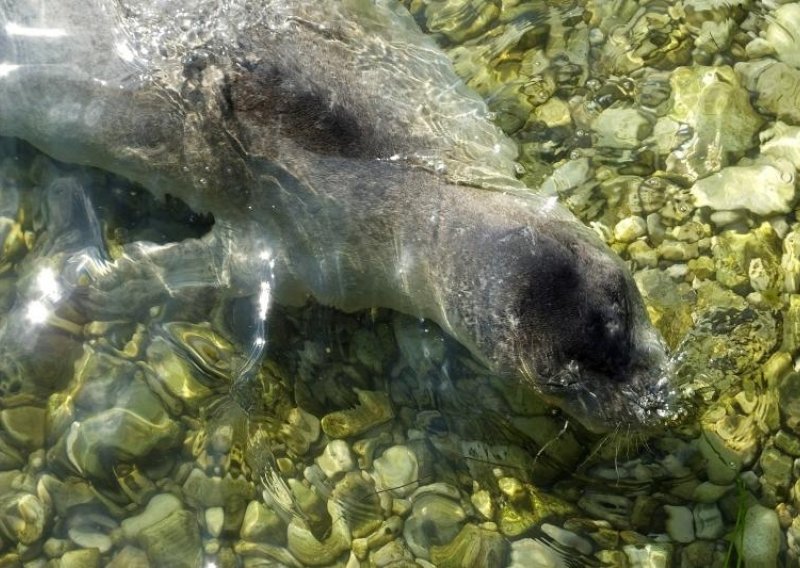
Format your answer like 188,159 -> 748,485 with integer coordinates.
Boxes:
240,500 -> 284,545
315,440 -> 355,478
693,503 -> 724,540
67,526 -> 113,554
692,482 -> 734,503
508,538 -> 564,568
541,523 -> 593,555
691,162 -> 796,216
55,548 -> 101,568
628,240 -> 659,267
593,108 -> 652,149
205,507 -> 224,538
0,407 -> 46,448
623,543 -> 672,567
139,510 -> 202,568
775,430 -> 800,457
658,240 -> 699,261
779,372 -> 800,433
664,505 -> 694,544
740,504 -> 781,568
614,216 -> 647,242
106,545 -> 150,568
373,445 -> 419,497
760,447 -> 793,492
120,493 -> 182,541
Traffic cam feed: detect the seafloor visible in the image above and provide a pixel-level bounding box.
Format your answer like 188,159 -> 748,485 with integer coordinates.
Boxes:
1,0 -> 800,566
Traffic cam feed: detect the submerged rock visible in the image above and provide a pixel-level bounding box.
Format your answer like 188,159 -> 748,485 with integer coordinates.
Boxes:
738,504 -> 781,568
403,491 -> 466,559
691,160 -> 796,216
663,65 -> 764,181
429,523 -> 508,568
139,510 -> 202,568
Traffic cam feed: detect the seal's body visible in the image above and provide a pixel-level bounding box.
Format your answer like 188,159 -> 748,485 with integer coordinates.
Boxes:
0,0 -> 674,432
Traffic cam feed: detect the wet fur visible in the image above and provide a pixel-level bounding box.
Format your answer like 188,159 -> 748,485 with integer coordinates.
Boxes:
0,0 -> 673,432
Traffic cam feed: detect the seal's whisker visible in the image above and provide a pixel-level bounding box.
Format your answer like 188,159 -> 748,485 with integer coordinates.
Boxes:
532,416 -> 570,468
613,424 -> 622,484
625,423 -> 633,460
579,431 -> 611,469
641,435 -> 655,456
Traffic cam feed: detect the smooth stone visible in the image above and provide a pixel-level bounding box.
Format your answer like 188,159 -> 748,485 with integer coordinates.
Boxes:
120,493 -> 182,541
739,504 -> 780,568
669,221 -> 708,242
330,471 -> 383,538
761,121 -> 800,171
680,541 -> 719,567
234,540 -> 302,567
373,446 -> 418,498
766,4 -> 800,68
286,517 -> 350,567
53,548 -> 101,568
646,213 -> 666,243
628,241 -> 659,267
760,447 -> 793,491
540,523 -> 593,555
371,539 -> 415,567
534,97 -> 571,128
697,432 -> 744,485
181,468 -> 254,508
664,505 -> 695,544
240,500 -> 284,545
43,538 -> 73,559
687,256 -> 715,280
709,210 -> 745,228
780,372 -> 800,433
0,491 -> 45,545
693,503 -> 724,540
658,241 -> 699,261
280,407 -> 321,455
577,492 -> 632,528
0,407 -> 45,448
508,538 -> 567,568
613,216 -> 647,243
403,493 -> 466,560
692,482 -> 734,503
320,389 -> 393,439
691,161 -> 796,216
139,510 -> 202,568
106,545 -> 150,568
67,527 -> 113,554
623,543 -> 672,567
315,440 -> 355,478
666,65 -> 763,164
775,430 -> 800,457
429,523 -> 509,568
592,108 -> 652,149
63,379 -> 182,481
471,490 -> 494,521
205,507 -> 224,538
204,538 -> 220,555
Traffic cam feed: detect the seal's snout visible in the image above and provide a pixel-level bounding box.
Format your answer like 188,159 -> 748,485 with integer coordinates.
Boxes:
494,220 -> 678,434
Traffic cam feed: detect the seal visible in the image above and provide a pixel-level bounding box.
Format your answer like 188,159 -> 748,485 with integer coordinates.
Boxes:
0,0 -> 674,432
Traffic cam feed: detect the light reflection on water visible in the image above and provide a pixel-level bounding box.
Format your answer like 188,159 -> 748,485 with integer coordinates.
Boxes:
0,0 -> 797,566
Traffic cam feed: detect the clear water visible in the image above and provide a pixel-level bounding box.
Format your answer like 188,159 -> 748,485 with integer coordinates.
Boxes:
0,0 -> 798,566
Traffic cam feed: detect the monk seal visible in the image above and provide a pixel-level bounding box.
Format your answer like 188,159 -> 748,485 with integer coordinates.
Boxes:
0,0 -> 675,433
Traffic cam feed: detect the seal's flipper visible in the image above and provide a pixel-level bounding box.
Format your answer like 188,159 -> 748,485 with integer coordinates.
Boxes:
0,64 -> 190,199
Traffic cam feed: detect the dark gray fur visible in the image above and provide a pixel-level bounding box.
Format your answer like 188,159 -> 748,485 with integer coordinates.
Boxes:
0,0 -> 674,431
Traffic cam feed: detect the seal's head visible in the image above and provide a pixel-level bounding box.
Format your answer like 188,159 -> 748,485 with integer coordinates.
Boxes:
457,214 -> 675,434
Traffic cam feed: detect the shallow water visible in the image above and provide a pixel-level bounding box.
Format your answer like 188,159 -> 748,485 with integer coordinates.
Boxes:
0,0 -> 799,567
